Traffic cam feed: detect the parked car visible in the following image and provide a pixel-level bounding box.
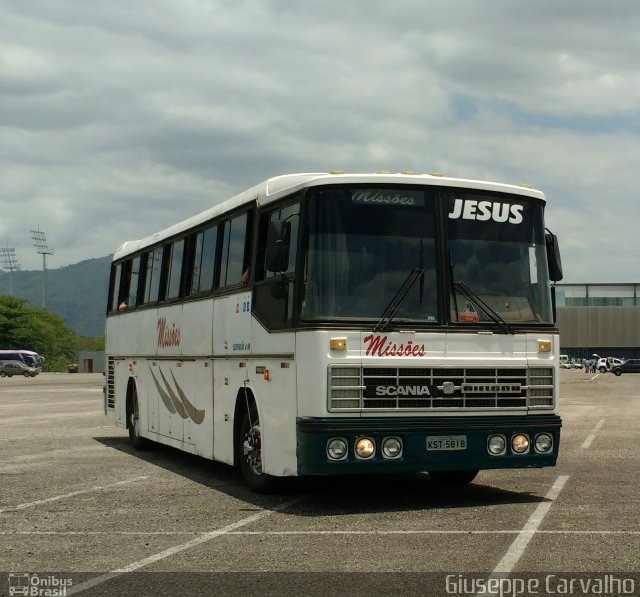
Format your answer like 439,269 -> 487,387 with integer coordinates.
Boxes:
0,361 -> 38,377
597,357 -> 625,373
611,359 -> 640,376
560,358 -> 583,369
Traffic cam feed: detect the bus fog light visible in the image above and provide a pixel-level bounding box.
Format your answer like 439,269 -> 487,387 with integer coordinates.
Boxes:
487,434 -> 506,455
355,438 -> 375,459
512,434 -> 530,454
534,433 -> 553,454
327,438 -> 348,460
381,437 -> 403,459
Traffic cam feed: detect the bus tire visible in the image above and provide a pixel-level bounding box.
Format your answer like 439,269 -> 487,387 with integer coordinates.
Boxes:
428,470 -> 479,485
127,384 -> 148,450
238,409 -> 280,493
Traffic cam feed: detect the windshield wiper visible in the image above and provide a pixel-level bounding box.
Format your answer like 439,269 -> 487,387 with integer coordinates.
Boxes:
374,268 -> 425,333
453,281 -> 514,334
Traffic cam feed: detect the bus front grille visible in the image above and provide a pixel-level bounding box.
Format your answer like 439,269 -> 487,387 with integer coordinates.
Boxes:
328,366 -> 554,412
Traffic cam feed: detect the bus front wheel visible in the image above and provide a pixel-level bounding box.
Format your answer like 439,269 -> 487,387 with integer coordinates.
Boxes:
127,386 -> 148,450
238,409 -> 279,493
428,470 -> 479,485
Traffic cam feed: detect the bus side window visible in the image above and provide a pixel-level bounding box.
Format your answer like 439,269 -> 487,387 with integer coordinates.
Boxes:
219,213 -> 250,288
109,263 -> 123,312
189,225 -> 218,295
253,202 -> 299,329
166,238 -> 185,300
117,260 -> 134,310
129,255 -> 141,307
143,246 -> 163,304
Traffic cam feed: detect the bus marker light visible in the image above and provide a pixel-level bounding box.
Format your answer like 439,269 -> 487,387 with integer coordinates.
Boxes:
538,340 -> 552,353
128,364 -> 133,372
264,368 -> 271,381
280,362 -> 289,368
330,338 -> 347,351
355,438 -> 375,459
535,433 -> 553,453
512,434 -> 530,454
327,438 -> 348,460
487,434 -> 506,455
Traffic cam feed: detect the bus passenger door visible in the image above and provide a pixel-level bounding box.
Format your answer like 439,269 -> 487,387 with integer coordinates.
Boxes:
183,359 -> 213,458
155,360 -> 184,444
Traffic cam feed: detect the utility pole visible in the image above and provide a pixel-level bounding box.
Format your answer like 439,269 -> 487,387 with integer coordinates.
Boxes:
0,244 -> 20,296
30,228 -> 55,307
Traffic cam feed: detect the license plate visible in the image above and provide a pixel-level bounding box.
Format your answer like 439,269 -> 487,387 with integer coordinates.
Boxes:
426,435 -> 467,451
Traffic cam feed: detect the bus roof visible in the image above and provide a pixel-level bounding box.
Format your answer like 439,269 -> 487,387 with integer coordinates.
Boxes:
112,172 -> 546,262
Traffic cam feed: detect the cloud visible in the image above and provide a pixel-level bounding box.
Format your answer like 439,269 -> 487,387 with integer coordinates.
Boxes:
0,0 -> 639,283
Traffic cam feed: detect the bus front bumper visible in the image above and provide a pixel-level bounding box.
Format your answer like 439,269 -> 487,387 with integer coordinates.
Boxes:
296,415 -> 561,476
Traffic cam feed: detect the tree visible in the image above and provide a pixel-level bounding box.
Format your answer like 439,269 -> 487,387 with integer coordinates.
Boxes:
0,296 -> 80,371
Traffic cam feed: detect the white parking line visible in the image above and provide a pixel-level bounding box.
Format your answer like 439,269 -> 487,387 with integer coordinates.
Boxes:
67,497 -> 303,596
0,476 -> 148,513
2,529 -> 638,536
582,419 -> 606,449
491,475 -> 569,574
1,388 -> 103,394
0,400 -> 99,408
0,411 -> 104,425
0,426 -> 111,442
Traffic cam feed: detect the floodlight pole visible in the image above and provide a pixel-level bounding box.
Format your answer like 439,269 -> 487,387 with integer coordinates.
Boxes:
0,244 -> 20,296
30,228 -> 54,307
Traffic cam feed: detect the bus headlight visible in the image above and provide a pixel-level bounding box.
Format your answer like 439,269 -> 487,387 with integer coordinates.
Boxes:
381,437 -> 403,459
534,433 -> 553,454
487,434 -> 506,456
511,434 -> 530,454
355,437 -> 375,459
326,438 -> 348,461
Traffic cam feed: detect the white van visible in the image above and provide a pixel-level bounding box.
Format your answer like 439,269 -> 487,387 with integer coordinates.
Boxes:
559,355 -> 569,368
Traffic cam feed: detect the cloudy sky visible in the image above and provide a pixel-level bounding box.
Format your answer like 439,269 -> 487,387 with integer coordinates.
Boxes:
1,0 -> 639,282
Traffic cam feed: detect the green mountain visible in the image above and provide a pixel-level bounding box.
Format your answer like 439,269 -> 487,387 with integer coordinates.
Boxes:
0,256 -> 111,338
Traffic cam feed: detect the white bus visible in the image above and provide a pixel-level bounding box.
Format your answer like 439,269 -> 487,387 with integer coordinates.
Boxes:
105,172 -> 563,491
0,349 -> 44,373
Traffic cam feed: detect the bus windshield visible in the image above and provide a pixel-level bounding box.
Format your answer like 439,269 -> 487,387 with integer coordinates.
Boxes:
446,192 -> 553,324
302,186 -> 439,323
301,186 -> 553,326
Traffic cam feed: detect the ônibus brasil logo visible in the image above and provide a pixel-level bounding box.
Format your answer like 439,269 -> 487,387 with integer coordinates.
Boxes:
363,334 -> 426,357
157,317 -> 181,349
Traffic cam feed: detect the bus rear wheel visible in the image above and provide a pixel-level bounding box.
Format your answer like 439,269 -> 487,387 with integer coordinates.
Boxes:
238,409 -> 279,493
428,470 -> 479,485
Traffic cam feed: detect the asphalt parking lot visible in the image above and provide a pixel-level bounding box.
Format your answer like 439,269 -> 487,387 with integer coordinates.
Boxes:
1,370 -> 639,596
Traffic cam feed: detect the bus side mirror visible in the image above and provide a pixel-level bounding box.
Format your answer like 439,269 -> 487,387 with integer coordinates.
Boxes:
545,230 -> 563,282
266,220 -> 291,273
